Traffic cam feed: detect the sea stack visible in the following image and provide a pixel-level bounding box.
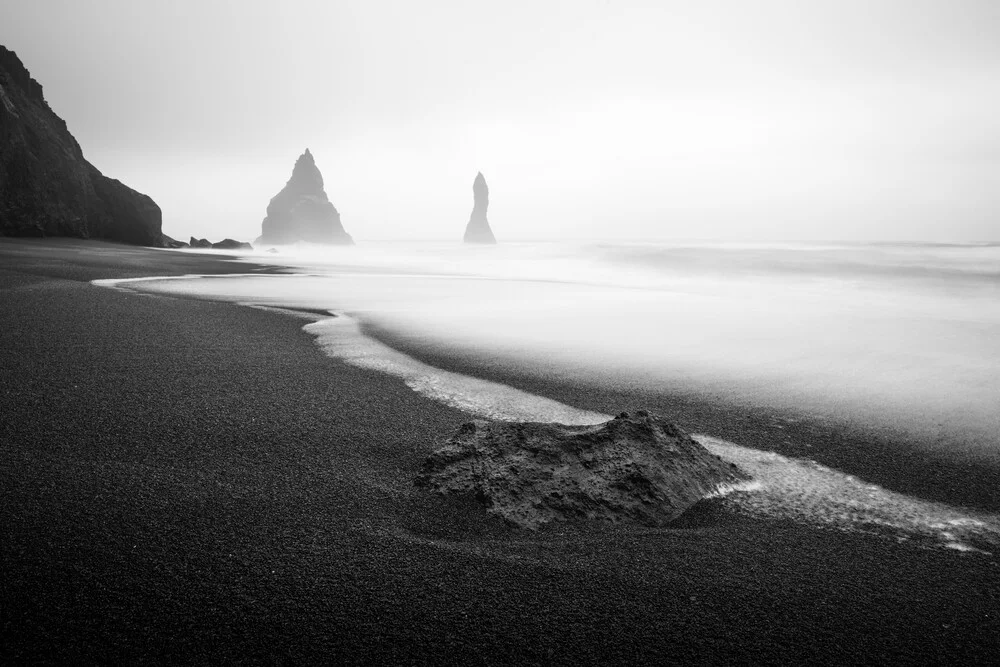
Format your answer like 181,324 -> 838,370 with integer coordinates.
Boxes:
462,172 -> 496,244
258,149 -> 353,245
0,45 -> 163,245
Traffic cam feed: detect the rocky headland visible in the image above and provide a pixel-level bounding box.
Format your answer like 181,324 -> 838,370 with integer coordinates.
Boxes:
418,411 -> 749,529
0,45 -> 163,245
258,149 -> 353,245
462,172 -> 496,244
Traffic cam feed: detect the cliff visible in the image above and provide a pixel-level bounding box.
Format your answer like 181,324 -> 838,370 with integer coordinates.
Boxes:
0,45 -> 163,245
258,149 -> 353,245
462,172 -> 496,244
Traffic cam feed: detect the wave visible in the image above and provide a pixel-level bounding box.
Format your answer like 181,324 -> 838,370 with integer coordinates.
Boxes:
303,315 -> 608,425
698,436 -> 1000,554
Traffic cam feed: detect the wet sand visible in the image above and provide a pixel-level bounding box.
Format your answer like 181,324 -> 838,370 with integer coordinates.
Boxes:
2,238 -> 998,664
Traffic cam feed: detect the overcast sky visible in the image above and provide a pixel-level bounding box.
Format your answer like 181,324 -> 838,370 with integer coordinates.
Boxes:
5,0 -> 1000,242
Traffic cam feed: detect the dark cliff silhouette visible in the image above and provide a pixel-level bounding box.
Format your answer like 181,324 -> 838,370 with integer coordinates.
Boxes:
0,45 -> 163,245
258,149 -> 353,245
463,172 -> 496,244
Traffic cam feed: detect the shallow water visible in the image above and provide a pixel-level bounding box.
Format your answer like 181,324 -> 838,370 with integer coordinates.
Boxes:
112,241 -> 1000,451
94,241 -> 1000,552
305,308 -> 1000,555
697,435 -> 999,554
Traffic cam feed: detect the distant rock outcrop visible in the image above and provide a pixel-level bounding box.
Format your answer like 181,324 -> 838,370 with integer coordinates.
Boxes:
211,238 -> 252,251
417,411 -> 749,529
0,45 -> 163,245
162,234 -> 188,248
258,149 -> 352,245
462,172 -> 496,244
185,236 -> 252,251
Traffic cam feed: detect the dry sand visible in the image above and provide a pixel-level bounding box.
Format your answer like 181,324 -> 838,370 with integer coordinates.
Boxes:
2,238 -> 998,664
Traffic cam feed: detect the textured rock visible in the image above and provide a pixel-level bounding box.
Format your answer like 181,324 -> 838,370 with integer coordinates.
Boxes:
418,411 -> 749,529
162,234 -> 188,249
189,237 -> 212,248
0,45 -> 163,245
462,172 -> 496,244
258,149 -> 352,245
211,238 -> 253,250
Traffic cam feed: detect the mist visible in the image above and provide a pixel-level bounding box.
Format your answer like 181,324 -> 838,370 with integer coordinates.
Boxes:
5,0 -> 999,242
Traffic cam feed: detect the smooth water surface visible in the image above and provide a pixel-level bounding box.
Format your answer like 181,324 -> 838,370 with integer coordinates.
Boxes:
95,241 -> 1000,552
137,241 -> 1000,453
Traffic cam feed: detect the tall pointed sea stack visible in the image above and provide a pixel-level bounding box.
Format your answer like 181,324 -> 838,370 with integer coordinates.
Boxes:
463,172 -> 496,244
258,149 -> 353,245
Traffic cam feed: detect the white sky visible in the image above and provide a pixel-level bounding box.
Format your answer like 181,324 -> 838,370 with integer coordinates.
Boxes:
5,0 -> 1000,241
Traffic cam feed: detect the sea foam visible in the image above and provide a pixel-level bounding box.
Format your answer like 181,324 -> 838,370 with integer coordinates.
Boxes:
696,436 -> 999,553
304,315 -> 609,425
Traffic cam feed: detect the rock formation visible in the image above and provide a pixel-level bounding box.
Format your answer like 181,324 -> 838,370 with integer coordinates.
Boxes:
417,411 -> 749,529
162,234 -> 188,248
462,172 -> 496,244
258,149 -> 352,245
185,236 -> 251,250
211,238 -> 252,251
0,45 -> 163,245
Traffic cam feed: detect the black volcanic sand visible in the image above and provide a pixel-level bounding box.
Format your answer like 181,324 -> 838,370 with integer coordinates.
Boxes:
2,238 -> 998,664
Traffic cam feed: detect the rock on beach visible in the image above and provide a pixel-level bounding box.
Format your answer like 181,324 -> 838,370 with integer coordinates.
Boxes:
418,411 -> 750,529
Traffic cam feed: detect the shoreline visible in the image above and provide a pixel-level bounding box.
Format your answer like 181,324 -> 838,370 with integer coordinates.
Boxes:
55,242 -> 1000,532
80,269 -> 1000,547
3,238 -> 999,663
141,243 -> 1000,515
97,262 -> 1000,513
361,319 -> 1000,514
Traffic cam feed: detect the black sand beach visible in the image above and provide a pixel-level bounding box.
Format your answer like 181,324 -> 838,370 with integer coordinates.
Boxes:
2,238 -> 999,664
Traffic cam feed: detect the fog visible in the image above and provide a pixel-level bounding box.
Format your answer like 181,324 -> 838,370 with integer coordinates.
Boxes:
6,1 -> 1000,242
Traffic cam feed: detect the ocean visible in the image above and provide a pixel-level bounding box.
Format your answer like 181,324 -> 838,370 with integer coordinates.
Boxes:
96,240 -> 1000,552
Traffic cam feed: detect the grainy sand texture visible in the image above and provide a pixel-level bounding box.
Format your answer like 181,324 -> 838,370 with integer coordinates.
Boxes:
2,238 -> 998,664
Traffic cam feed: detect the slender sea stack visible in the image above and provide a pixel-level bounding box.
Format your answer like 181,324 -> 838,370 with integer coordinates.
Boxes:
463,172 -> 496,244
0,45 -> 162,245
258,149 -> 353,245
